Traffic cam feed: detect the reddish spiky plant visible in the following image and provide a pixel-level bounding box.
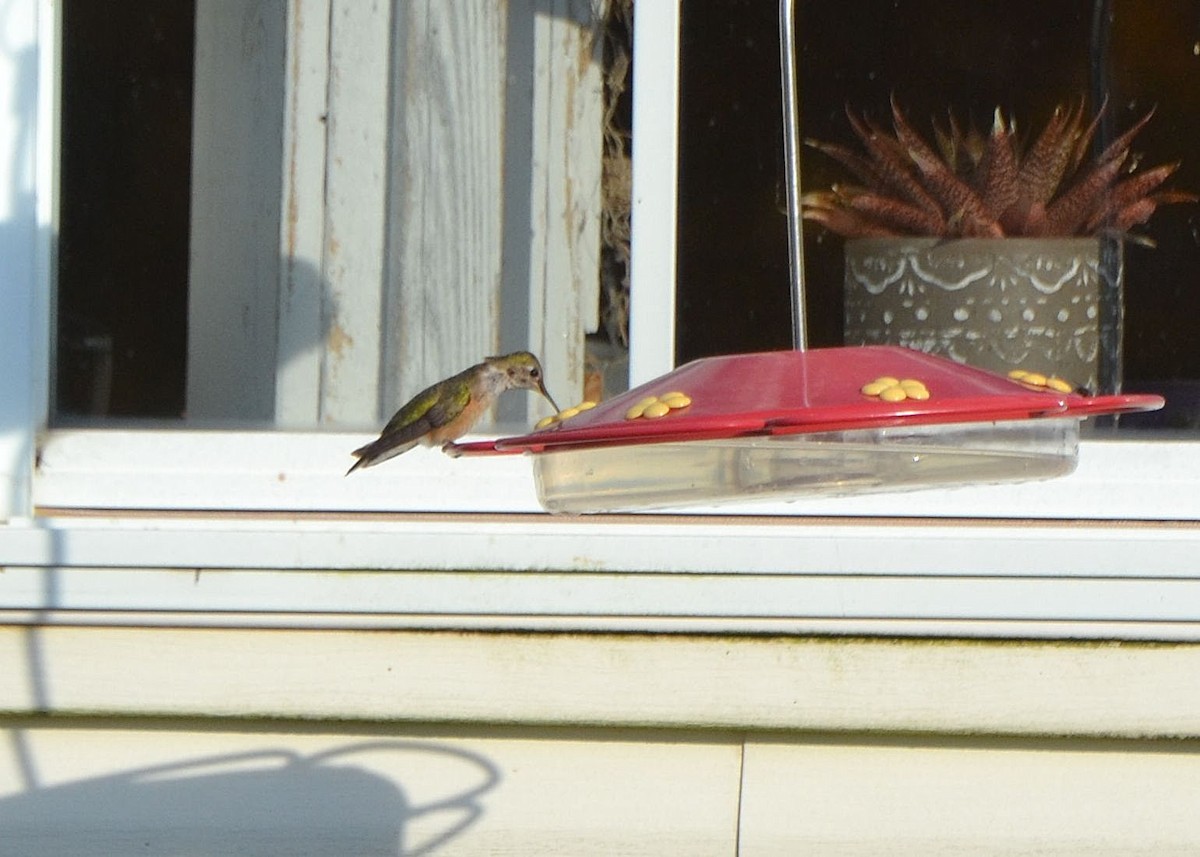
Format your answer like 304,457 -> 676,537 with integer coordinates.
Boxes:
802,96 -> 1195,244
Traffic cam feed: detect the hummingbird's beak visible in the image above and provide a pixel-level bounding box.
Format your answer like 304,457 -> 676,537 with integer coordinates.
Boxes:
538,381 -> 560,414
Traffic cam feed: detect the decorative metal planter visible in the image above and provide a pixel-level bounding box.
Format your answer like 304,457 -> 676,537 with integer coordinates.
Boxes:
844,238 -> 1123,392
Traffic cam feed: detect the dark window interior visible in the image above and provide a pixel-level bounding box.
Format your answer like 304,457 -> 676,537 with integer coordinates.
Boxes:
56,0 -> 194,419
677,0 -> 1200,429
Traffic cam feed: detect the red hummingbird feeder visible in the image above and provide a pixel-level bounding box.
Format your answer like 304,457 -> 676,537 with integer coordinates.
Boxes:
449,0 -> 1163,513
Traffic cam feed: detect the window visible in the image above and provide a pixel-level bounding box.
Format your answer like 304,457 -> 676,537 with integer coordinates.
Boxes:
2,0 -> 1200,639
34,0 -> 618,512
54,0 -> 621,428
641,0 -> 1200,523
676,0 -> 1200,430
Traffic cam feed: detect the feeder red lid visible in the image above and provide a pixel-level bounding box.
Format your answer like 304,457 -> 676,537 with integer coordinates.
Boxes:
449,346 -> 1164,456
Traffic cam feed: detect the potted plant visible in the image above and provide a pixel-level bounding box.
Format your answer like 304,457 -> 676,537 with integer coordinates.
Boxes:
803,96 -> 1194,392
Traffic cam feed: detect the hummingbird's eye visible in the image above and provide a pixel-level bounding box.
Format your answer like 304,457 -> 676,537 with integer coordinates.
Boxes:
530,367 -> 540,378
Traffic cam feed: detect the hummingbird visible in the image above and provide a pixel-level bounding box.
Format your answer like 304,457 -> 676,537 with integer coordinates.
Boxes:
346,351 -> 559,474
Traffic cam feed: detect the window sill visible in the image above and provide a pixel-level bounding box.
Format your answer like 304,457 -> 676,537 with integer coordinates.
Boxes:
30,429 -> 1200,519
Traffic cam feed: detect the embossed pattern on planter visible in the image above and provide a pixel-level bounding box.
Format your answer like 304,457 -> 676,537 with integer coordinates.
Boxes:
844,238 -> 1115,391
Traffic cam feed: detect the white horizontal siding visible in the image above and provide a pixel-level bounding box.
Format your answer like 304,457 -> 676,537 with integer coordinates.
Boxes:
740,735 -> 1200,855
0,719 -> 741,856
2,627 -> 1200,736
6,711 -> 1199,856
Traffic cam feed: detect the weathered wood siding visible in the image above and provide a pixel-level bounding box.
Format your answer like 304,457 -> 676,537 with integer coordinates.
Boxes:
187,1 -> 602,427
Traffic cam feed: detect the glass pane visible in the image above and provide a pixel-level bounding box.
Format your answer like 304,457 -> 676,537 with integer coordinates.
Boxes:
56,0 -> 194,419
676,0 -> 1200,431
53,1 -> 623,434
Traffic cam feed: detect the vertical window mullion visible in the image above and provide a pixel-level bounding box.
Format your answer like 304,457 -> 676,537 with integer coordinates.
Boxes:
628,0 -> 682,384
0,0 -> 53,520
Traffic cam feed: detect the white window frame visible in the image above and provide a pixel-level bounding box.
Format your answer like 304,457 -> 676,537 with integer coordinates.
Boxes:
3,0 -> 1200,640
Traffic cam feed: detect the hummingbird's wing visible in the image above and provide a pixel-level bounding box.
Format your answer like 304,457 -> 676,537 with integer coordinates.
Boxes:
346,379 -> 472,473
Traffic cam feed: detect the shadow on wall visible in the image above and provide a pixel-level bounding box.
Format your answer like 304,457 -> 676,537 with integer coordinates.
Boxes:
0,740 -> 500,856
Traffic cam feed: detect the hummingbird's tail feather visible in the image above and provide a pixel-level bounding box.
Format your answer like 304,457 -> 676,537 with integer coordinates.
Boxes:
345,437 -> 421,475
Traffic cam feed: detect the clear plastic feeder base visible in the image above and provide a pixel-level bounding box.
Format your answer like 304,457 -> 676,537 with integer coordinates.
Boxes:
532,418 -> 1079,514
